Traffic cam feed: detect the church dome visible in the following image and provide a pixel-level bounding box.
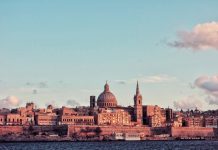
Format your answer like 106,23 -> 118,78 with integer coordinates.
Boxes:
97,82 -> 117,108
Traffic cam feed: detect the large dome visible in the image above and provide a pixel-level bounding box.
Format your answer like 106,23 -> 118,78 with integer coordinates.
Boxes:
97,82 -> 117,108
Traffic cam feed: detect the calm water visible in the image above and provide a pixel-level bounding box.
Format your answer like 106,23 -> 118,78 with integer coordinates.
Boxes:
0,141 -> 218,150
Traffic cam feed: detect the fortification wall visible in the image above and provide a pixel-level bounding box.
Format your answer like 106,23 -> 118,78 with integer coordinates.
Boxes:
68,126 -> 218,138
151,127 -> 170,135
0,126 -> 23,135
1,125 -> 217,138
68,125 -> 151,137
171,127 -> 215,137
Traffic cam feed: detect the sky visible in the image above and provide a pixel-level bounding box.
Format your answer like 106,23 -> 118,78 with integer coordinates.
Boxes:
0,0 -> 218,110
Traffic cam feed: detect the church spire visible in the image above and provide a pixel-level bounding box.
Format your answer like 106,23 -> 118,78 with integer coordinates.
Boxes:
136,80 -> 140,95
134,80 -> 143,125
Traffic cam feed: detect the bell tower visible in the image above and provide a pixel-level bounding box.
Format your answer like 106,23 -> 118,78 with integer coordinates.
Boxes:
134,81 -> 143,125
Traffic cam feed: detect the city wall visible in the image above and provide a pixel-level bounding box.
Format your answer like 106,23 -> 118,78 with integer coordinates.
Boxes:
170,127 -> 216,137
68,125 -> 151,137
68,126 -> 218,138
1,125 -> 218,139
0,126 -> 23,135
0,125 -> 68,136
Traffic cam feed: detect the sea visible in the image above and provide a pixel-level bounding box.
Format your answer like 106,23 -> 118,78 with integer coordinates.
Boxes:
0,141 -> 218,150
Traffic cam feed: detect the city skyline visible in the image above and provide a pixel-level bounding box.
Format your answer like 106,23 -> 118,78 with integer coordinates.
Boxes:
0,1 -> 218,110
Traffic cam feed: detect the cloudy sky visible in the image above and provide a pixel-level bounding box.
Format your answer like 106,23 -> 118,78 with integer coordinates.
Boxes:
0,1 -> 218,110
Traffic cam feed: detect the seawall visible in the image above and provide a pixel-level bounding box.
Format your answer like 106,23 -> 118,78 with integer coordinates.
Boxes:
68,125 -> 151,137
170,127 -> 217,138
0,125 -> 218,140
0,126 -> 23,135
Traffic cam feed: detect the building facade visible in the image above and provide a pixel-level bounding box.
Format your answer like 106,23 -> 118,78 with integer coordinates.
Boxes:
35,113 -> 58,125
96,108 -> 131,126
60,115 -> 94,125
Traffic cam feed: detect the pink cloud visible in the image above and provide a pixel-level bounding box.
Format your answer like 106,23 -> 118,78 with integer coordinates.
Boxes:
115,74 -> 176,85
169,21 -> 218,50
194,75 -> 218,105
173,95 -> 203,110
0,96 -> 21,109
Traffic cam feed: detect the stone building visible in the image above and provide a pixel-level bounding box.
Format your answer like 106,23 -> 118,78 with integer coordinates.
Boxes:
167,111 -> 183,127
143,105 -> 166,127
182,116 -> 204,127
6,113 -> 26,125
96,108 -> 131,126
204,116 -> 218,128
166,108 -> 173,122
60,106 -> 77,116
35,113 -> 58,125
0,115 -> 6,125
172,116 -> 182,127
149,106 -> 162,127
60,115 -> 94,125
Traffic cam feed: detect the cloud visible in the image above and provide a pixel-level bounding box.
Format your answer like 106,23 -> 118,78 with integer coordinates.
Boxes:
38,82 -> 48,88
138,74 -> 176,83
26,82 -> 34,86
189,82 -> 195,89
115,74 -> 176,85
169,21 -> 218,50
205,96 -> 218,105
195,75 -> 218,93
0,96 -> 21,109
58,80 -> 64,84
32,89 -> 38,94
66,99 -> 80,107
115,80 -> 127,85
194,75 -> 218,105
173,95 -> 203,110
25,81 -> 48,88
